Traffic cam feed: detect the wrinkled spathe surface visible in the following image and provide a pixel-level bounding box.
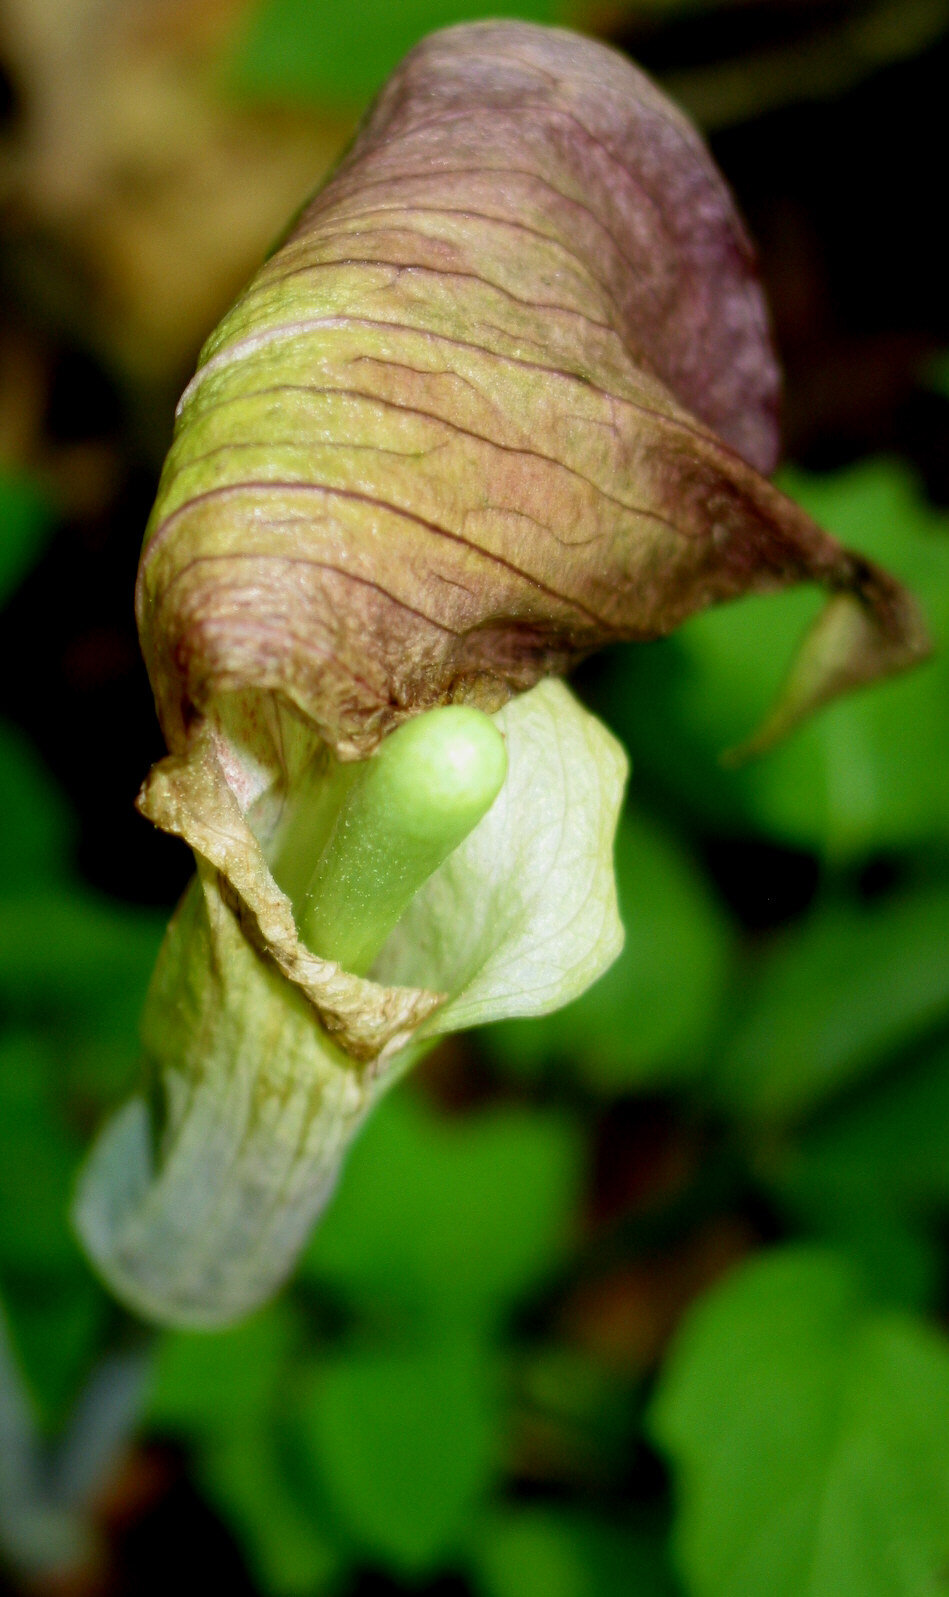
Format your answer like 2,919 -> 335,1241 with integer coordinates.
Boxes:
136,20 -> 927,771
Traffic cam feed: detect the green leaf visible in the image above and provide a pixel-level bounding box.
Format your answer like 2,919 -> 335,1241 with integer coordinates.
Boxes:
231,0 -> 568,107
482,807 -> 730,1092
148,1309 -> 343,1594
650,1247 -> 949,1597
924,350 -> 949,399
302,1090 -> 581,1325
0,467 -> 55,608
294,1333 -> 495,1575
0,1299 -> 91,1576
794,1040 -> 949,1207
374,680 -> 627,1035
146,1303 -> 296,1438
469,1506 -> 680,1597
771,1040 -> 949,1309
0,1033 -> 80,1276
713,883 -> 949,1120
0,1033 -> 105,1426
513,1342 -> 641,1481
776,1190 -> 938,1319
0,889 -> 163,1027
0,1283 -> 104,1437
0,724 -> 74,889
598,460 -> 949,858
201,1427 -> 343,1597
0,888 -> 163,1114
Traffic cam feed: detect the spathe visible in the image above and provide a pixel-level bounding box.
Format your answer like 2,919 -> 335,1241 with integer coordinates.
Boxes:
136,21 -> 927,768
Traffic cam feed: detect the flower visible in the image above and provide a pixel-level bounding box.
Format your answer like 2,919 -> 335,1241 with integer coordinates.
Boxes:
75,21 -> 926,1327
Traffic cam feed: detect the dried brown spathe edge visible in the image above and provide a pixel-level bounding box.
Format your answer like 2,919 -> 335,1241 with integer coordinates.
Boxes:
137,724 -> 443,1063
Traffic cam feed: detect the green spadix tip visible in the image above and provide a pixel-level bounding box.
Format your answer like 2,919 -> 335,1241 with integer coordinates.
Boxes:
369,704 -> 508,840
297,704 -> 507,976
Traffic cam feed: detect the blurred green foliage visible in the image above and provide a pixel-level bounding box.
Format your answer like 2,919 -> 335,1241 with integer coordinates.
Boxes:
713,881 -> 949,1121
0,471 -> 55,611
231,0 -> 568,106
769,1038 -> 949,1313
471,1505 -> 680,1597
301,1092 -> 581,1327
